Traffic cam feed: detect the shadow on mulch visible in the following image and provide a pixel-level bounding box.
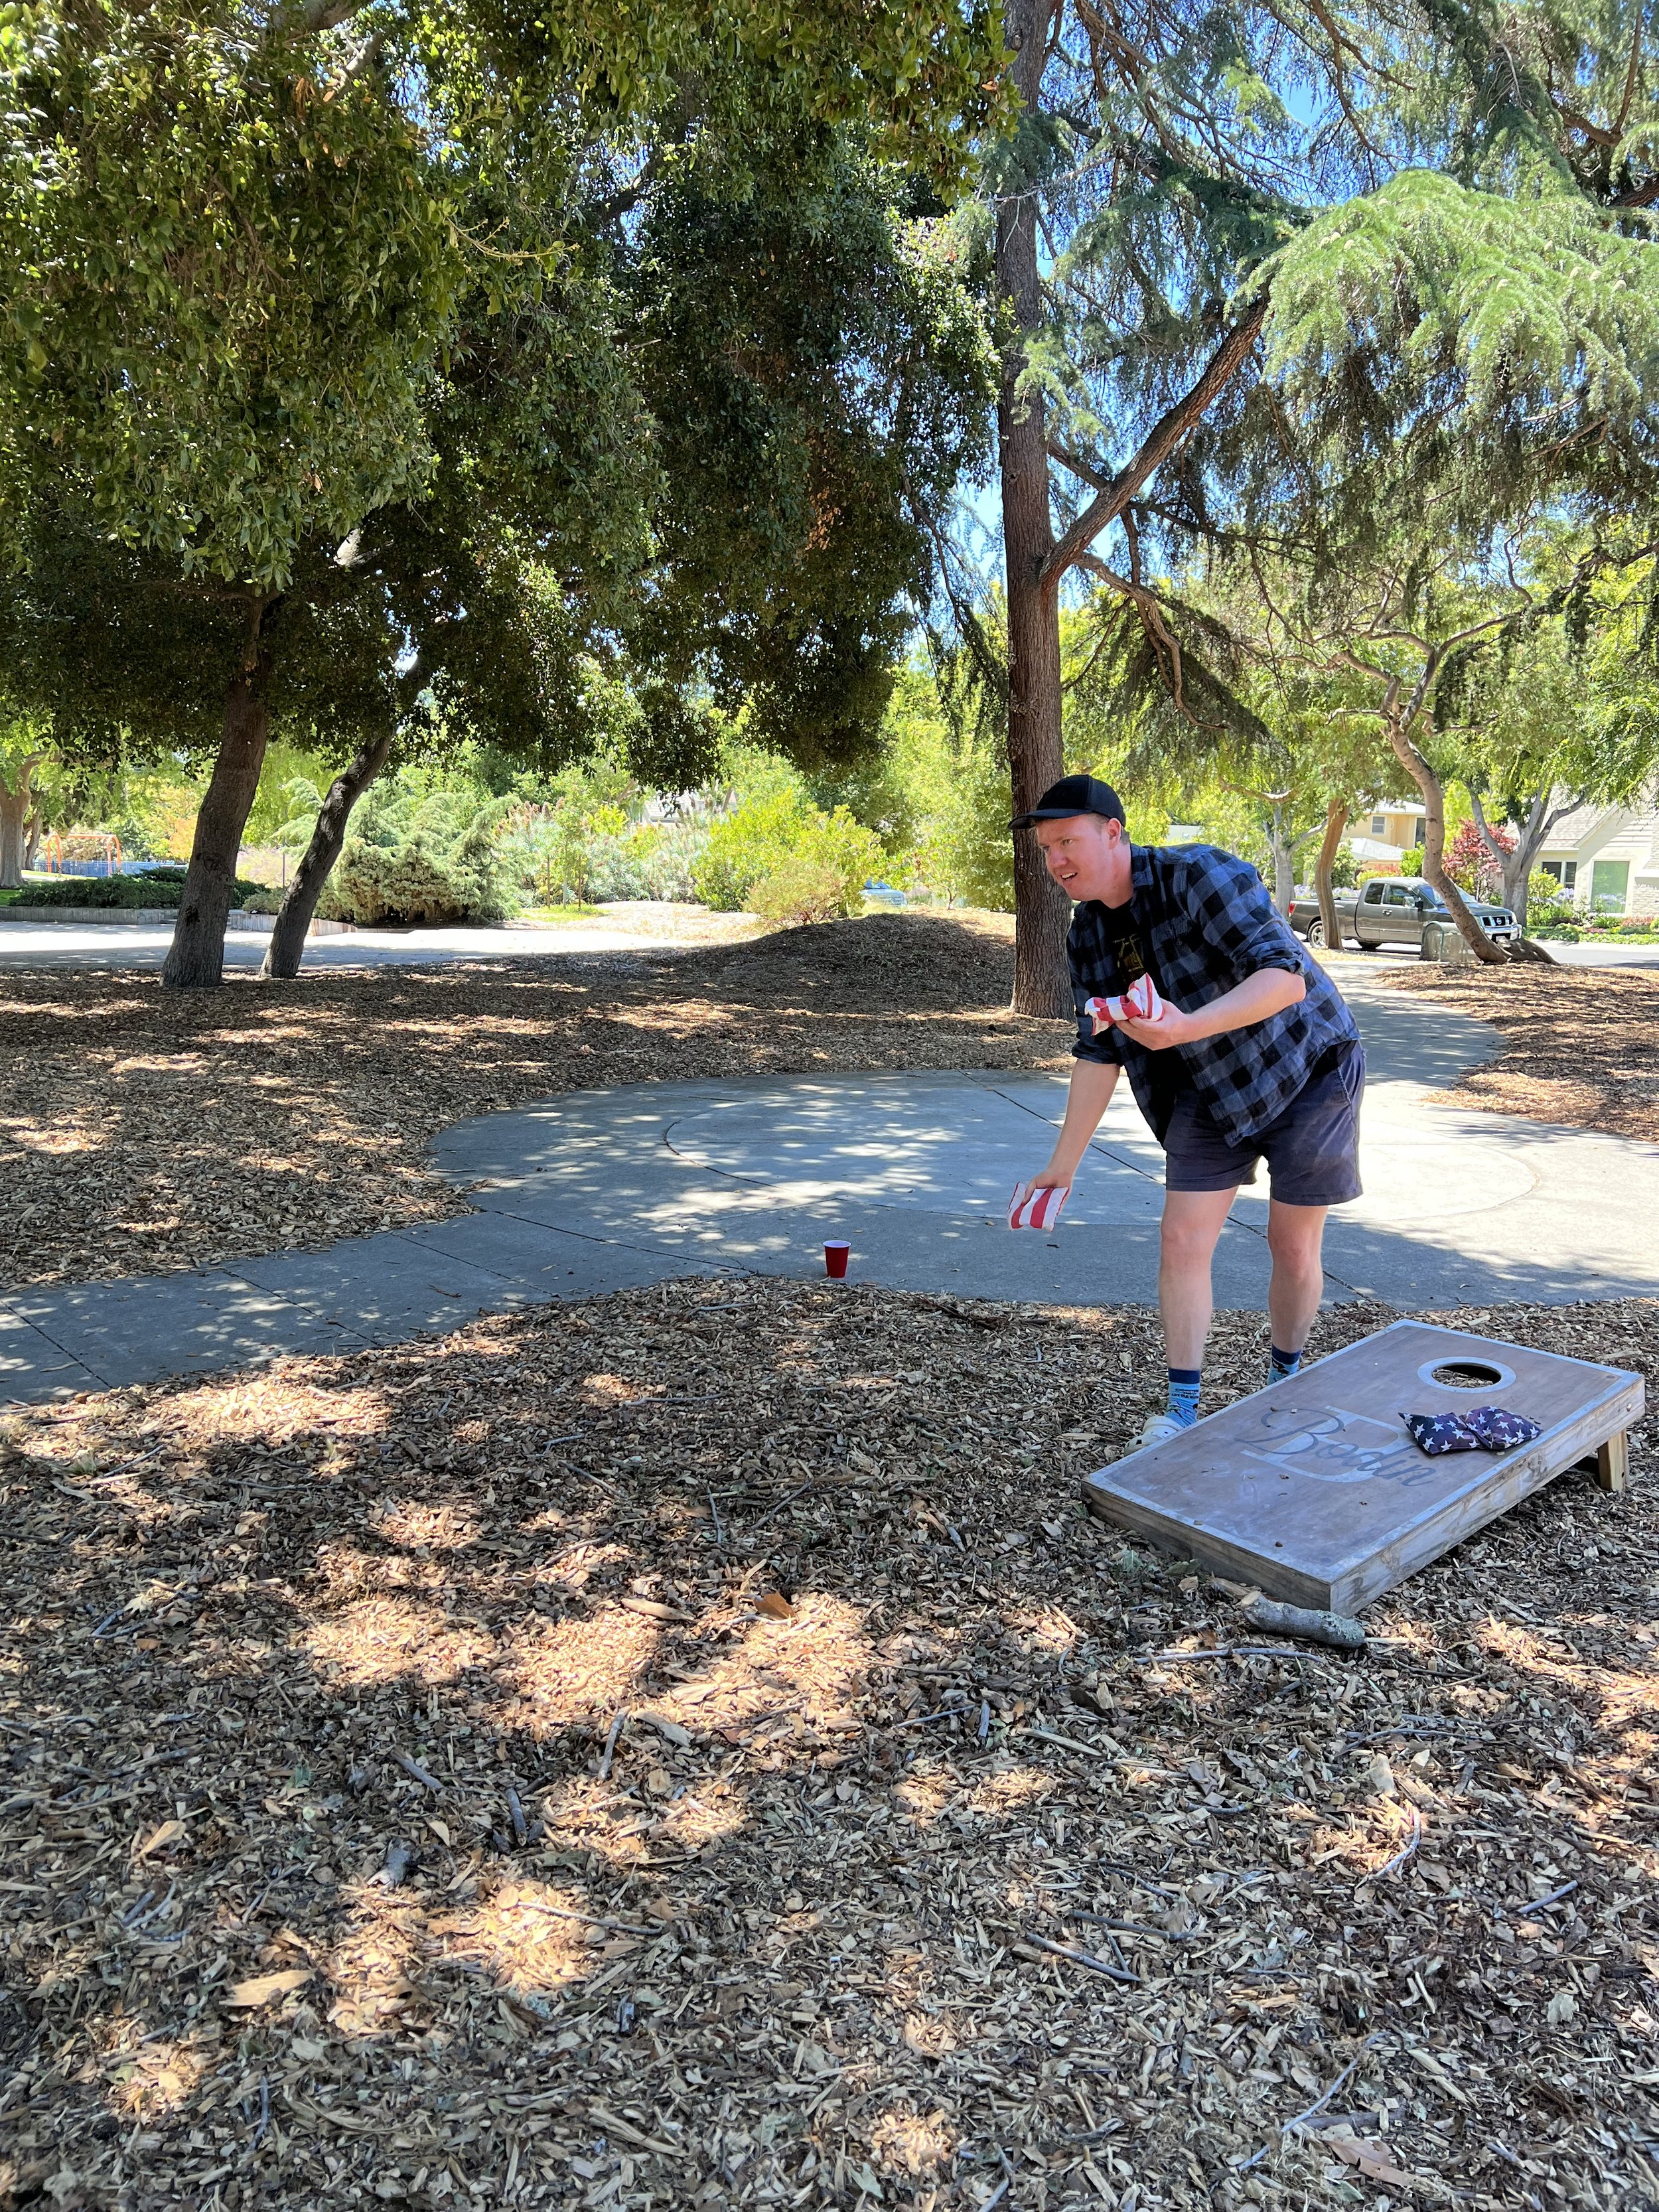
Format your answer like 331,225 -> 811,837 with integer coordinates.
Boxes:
3,1281 -> 1655,2210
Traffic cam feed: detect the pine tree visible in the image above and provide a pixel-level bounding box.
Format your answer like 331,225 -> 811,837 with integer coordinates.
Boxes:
979,0 -> 1659,1001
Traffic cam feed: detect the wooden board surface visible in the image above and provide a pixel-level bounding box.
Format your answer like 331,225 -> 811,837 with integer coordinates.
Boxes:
1082,1321 -> 1643,1611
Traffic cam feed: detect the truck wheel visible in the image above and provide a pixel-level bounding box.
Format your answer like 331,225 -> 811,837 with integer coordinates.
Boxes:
1305,919 -> 1326,948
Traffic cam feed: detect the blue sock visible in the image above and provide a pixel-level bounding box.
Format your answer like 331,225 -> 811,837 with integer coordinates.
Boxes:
1269,1344 -> 1303,1383
1166,1368 -> 1201,1428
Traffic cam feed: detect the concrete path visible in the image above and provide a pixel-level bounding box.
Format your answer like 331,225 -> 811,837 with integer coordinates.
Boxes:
0,909 -> 754,971
3,963 -> 1658,1407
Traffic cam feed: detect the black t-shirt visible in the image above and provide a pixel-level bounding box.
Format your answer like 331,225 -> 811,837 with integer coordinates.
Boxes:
1101,908 -> 1190,1107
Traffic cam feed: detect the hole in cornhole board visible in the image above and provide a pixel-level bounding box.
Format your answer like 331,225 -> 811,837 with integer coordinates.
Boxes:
1082,1319 -> 1642,1614
1421,1357 -> 1511,1391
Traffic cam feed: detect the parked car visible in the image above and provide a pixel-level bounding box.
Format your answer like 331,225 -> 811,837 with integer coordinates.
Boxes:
1287,876 -> 1518,955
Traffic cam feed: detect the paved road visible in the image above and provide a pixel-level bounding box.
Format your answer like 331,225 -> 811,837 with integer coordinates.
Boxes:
0,913 -> 752,970
4,963 -> 1658,1406
3,913 -> 1654,972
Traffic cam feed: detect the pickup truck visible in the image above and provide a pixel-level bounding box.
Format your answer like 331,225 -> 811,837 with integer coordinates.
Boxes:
1287,876 -> 1518,955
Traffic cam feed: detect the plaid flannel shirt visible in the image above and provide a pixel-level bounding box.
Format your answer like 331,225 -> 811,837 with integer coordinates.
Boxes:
1068,844 -> 1360,1147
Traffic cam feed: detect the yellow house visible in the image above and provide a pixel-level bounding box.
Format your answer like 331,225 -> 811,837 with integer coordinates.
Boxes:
1344,800 -> 1427,869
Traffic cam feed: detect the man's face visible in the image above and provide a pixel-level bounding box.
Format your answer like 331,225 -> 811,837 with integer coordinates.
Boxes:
1035,812 -> 1127,903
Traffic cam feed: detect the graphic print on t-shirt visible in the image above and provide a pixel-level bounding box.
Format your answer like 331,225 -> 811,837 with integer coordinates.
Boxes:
1101,913 -> 1189,1105
1110,921 -> 1149,988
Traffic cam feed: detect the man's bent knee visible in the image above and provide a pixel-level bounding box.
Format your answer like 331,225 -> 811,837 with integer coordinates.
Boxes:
1267,1201 -> 1327,1263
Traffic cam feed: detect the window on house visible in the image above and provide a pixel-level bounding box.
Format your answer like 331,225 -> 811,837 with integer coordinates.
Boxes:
1541,861 -> 1578,889
1591,859 -> 1629,913
1370,814 -> 1387,837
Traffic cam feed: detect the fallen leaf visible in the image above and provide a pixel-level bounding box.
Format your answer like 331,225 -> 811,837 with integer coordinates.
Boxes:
224,1968 -> 311,2010
618,1596 -> 692,1623
756,1591 -> 794,1619
1327,2135 -> 1414,2189
133,1818 -> 187,1862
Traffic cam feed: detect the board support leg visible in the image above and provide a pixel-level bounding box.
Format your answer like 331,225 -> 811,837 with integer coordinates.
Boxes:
1595,1432 -> 1629,1495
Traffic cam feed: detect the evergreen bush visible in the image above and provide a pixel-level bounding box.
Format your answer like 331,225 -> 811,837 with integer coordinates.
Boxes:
318,780 -> 516,926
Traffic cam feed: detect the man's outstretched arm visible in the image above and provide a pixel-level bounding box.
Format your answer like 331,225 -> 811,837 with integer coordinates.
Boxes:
1021,1057 -> 1121,1199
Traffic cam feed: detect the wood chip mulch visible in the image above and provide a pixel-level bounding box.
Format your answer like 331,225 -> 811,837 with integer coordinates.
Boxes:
3,1281 -> 1656,2211
1383,964 -> 1659,1145
0,915 -> 1066,1295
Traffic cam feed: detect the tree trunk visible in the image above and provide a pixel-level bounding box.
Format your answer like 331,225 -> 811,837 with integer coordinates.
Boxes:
162,604 -> 273,990
1384,716 -> 1507,964
1472,786 -> 1565,933
1268,800 -> 1297,914
0,752 -> 44,889
23,805 -> 42,872
261,727 -> 392,980
997,0 -> 1070,1019
0,776 -> 28,889
1315,800 -> 1347,948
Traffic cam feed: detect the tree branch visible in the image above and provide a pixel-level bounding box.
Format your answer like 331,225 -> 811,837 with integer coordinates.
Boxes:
1046,439 -> 1114,494
1039,294 -> 1268,587
286,0 -> 368,32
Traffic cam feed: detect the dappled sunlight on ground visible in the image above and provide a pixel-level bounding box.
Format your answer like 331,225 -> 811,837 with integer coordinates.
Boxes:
504,1608 -> 663,1730
1,1279 -> 1657,2207
301,1595 -> 496,1688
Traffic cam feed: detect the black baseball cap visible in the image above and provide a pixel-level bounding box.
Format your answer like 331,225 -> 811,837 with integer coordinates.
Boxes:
1009,774 -> 1125,832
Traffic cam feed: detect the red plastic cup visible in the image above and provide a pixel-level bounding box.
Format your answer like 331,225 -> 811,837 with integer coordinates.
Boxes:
824,1241 -> 851,1279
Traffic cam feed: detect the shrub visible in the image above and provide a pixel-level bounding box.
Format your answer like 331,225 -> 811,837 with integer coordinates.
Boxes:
18,871 -> 259,909
498,795 -> 709,907
1444,821 -> 1510,903
911,746 -> 1015,909
1397,846 -> 1424,879
637,819 -> 706,902
750,856 -> 849,925
238,885 -> 284,915
1526,869 -> 1576,928
319,780 -> 516,926
693,790 -> 805,911
693,792 -> 885,918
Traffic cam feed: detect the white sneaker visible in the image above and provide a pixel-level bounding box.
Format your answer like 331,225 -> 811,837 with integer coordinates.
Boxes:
1129,1409 -> 1192,1451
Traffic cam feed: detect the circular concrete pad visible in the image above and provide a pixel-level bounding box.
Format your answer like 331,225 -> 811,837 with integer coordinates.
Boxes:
666,1070 -> 1542,1228
664,1075 -> 1160,1222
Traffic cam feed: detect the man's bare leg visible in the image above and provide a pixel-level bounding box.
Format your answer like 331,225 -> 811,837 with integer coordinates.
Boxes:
1265,1199 -> 1330,1357
1158,1186 -> 1242,1370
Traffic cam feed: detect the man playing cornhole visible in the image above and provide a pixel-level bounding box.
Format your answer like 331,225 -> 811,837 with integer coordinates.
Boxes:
1012,776 -> 1364,1449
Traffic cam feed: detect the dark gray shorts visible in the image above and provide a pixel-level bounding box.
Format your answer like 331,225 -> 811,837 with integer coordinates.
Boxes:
1163,1043 -> 1364,1207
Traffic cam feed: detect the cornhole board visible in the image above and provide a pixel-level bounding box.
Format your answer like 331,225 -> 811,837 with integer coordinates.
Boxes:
1082,1321 -> 1642,1613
